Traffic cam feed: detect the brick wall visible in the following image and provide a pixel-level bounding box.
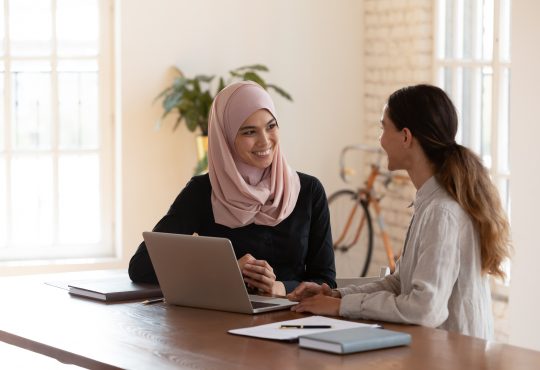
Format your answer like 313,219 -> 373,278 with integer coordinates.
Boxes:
362,0 -> 433,276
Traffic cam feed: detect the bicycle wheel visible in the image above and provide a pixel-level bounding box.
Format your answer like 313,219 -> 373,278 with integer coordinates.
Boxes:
328,189 -> 373,277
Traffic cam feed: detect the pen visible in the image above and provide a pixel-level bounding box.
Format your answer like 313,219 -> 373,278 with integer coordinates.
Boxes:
279,325 -> 332,329
141,298 -> 164,305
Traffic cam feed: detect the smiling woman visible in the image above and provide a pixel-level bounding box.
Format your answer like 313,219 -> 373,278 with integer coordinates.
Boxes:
234,110 -> 279,170
128,81 -> 336,296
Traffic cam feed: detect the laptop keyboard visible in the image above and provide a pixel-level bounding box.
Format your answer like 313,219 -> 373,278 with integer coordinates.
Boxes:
250,301 -> 280,309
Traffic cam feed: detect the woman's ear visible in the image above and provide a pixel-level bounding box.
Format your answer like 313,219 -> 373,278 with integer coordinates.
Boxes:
402,127 -> 413,148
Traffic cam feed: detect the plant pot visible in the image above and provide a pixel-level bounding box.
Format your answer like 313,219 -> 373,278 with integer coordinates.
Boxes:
196,135 -> 208,161
195,135 -> 209,175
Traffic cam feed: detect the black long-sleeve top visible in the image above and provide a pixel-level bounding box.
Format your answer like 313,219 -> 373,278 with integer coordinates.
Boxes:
128,172 -> 336,293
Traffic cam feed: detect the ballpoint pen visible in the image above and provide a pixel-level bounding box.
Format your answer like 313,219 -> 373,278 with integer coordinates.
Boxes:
141,297 -> 165,305
279,325 -> 332,329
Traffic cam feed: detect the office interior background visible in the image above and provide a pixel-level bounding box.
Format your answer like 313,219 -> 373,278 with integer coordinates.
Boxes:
0,0 -> 539,354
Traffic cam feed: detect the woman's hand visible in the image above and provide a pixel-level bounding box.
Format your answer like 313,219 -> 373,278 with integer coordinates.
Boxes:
290,294 -> 341,316
286,282 -> 338,301
242,259 -> 286,296
237,254 -> 256,271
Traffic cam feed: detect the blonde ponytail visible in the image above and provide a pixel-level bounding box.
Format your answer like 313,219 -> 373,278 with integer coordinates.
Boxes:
437,145 -> 511,279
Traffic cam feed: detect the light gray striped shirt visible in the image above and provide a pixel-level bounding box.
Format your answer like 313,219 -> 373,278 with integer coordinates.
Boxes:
337,176 -> 493,339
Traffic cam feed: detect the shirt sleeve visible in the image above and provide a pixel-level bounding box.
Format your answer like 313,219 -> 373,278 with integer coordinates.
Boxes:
338,206 -> 460,327
282,177 -> 336,292
128,177 -> 206,283
337,269 -> 401,296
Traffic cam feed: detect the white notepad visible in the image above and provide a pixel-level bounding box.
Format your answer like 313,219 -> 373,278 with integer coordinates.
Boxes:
228,315 -> 378,341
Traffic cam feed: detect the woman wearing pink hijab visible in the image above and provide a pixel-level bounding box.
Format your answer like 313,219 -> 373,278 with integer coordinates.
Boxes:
129,81 -> 336,295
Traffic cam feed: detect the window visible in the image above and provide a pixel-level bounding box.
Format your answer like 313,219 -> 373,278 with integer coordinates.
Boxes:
0,0 -> 114,261
435,0 -> 511,283
435,0 -> 511,211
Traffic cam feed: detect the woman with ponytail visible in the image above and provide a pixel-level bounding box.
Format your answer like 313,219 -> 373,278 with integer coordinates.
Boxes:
288,84 -> 511,339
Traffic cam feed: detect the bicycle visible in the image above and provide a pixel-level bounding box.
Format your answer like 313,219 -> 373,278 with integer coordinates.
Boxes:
328,144 -> 410,277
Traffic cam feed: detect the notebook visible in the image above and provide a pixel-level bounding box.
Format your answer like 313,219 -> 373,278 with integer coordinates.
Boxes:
299,326 -> 411,354
142,231 -> 298,314
67,276 -> 162,302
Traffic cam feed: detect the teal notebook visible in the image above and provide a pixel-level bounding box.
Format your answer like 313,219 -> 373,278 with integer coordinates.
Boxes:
299,327 -> 411,354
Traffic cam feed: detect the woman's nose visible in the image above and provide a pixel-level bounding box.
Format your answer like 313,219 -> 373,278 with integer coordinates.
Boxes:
258,132 -> 270,145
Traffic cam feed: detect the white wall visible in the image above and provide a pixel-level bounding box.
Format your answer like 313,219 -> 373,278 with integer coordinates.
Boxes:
507,0 -> 540,352
120,0 -> 365,265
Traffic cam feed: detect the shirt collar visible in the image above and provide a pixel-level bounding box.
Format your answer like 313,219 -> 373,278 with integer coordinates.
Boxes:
413,176 -> 440,210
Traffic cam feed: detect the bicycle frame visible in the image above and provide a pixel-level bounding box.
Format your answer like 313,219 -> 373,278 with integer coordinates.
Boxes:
333,164 -> 397,272
334,144 -> 410,274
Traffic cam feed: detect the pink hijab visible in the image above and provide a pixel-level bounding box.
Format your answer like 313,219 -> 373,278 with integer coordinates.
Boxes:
207,81 -> 301,228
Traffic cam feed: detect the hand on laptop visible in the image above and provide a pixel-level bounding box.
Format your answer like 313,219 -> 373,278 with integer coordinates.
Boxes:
239,255 -> 286,296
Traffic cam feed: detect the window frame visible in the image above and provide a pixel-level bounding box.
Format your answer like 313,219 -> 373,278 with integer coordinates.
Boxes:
0,0 -> 116,263
433,0 -> 512,289
433,0 -> 511,211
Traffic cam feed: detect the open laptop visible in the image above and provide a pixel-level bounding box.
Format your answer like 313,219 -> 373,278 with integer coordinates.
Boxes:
142,232 -> 298,314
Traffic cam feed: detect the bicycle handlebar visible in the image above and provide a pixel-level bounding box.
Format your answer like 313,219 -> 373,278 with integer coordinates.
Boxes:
339,144 -> 385,183
339,144 -> 410,186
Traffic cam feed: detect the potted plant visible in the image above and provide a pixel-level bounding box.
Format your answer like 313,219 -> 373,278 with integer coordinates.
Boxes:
155,64 -> 292,174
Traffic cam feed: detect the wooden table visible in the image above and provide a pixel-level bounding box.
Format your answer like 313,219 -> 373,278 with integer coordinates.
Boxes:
1,270 -> 539,369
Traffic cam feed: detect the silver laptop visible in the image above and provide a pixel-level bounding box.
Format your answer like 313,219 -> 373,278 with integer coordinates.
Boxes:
142,232 -> 298,314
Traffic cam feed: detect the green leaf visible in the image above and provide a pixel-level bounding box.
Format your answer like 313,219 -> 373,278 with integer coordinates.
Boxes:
232,64 -> 269,72
243,72 -> 267,88
229,70 -> 243,79
218,77 -> 225,92
184,109 -> 200,132
163,91 -> 182,112
172,77 -> 188,90
154,72 -> 187,104
154,86 -> 173,104
267,84 -> 293,101
172,115 -> 183,131
194,74 -> 215,83
178,98 -> 194,112
192,79 -> 201,93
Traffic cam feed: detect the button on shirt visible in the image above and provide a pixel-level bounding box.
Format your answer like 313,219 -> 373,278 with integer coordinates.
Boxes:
337,176 -> 493,339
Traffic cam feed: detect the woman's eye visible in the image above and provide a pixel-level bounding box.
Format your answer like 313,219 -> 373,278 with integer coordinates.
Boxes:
268,123 -> 278,130
242,130 -> 255,136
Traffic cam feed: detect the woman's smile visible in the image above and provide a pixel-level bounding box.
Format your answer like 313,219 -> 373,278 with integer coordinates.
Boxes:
253,147 -> 273,157
235,109 -> 279,169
